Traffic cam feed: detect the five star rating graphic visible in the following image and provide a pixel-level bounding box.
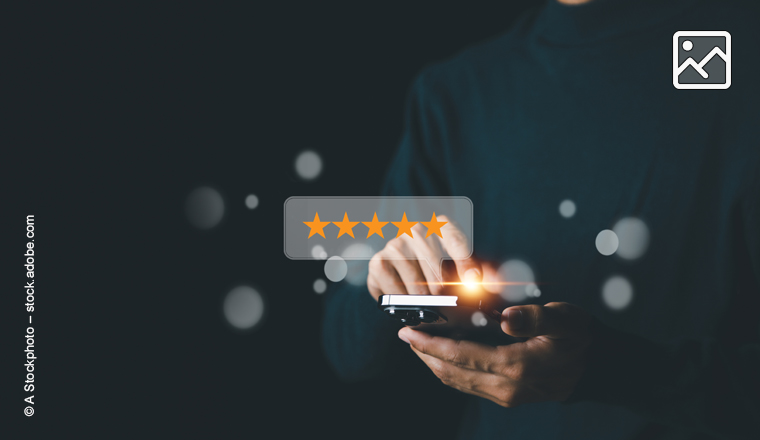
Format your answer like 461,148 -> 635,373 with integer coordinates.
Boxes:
284,197 -> 473,260
304,212 -> 447,239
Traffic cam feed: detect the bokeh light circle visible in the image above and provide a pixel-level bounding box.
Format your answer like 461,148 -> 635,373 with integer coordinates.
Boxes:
295,150 -> 322,180
602,276 -> 633,311
186,186 -> 224,229
223,286 -> 265,330
613,217 -> 650,260
595,229 -> 619,256
324,256 -> 348,282
311,245 -> 328,260
497,259 -> 535,302
558,200 -> 576,218
471,311 -> 488,327
245,194 -> 259,210
525,283 -> 542,298
341,243 -> 373,286
313,279 -> 327,294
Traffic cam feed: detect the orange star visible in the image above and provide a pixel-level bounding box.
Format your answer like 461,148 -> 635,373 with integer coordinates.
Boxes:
421,212 -> 447,238
362,212 -> 389,238
333,212 -> 360,238
392,212 -> 417,238
303,212 -> 331,239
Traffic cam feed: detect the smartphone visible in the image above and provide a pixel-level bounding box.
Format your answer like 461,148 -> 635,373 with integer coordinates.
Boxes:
377,294 -> 519,346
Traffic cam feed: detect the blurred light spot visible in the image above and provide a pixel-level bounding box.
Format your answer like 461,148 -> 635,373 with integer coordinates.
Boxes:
525,282 -> 537,297
245,194 -> 259,210
341,243 -> 373,286
471,311 -> 488,327
186,186 -> 224,229
324,256 -> 347,282
482,265 -> 503,294
613,217 -> 650,260
295,150 -> 322,181
602,276 -> 633,311
525,283 -> 542,298
311,245 -> 328,260
341,243 -> 374,259
559,199 -> 576,218
313,278 -> 327,294
595,229 -> 619,256
498,260 -> 535,302
223,286 -> 264,330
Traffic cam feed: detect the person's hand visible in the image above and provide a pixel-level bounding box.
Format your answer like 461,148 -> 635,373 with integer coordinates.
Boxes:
398,302 -> 592,407
367,215 -> 481,300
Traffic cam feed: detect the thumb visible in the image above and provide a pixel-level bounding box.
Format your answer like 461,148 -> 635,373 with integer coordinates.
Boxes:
500,302 -> 590,340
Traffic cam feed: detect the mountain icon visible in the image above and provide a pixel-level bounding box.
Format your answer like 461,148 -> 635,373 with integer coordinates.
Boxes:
673,31 -> 731,90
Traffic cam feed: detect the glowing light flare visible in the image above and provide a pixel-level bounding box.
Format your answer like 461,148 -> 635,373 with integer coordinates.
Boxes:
462,269 -> 480,291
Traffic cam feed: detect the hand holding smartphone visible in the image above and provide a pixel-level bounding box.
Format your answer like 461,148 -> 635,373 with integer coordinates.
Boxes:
378,293 -> 520,346
367,215 -> 518,345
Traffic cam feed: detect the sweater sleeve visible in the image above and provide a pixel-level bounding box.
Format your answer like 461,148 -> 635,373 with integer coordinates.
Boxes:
321,70 -> 452,381
566,172 -> 760,439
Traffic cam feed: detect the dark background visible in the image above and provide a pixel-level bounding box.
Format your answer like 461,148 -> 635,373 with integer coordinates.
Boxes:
5,1 -> 539,436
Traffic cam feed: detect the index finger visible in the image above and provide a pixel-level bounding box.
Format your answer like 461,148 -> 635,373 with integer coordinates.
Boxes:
437,215 -> 481,284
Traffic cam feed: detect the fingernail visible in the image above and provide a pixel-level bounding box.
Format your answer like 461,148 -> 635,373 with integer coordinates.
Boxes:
507,309 -> 524,331
398,330 -> 411,344
464,268 -> 481,283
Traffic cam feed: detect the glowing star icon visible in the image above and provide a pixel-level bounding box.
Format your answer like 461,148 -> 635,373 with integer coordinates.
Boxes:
421,212 -> 447,238
333,212 -> 360,238
392,212 -> 417,238
362,212 -> 388,238
303,212 -> 331,239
